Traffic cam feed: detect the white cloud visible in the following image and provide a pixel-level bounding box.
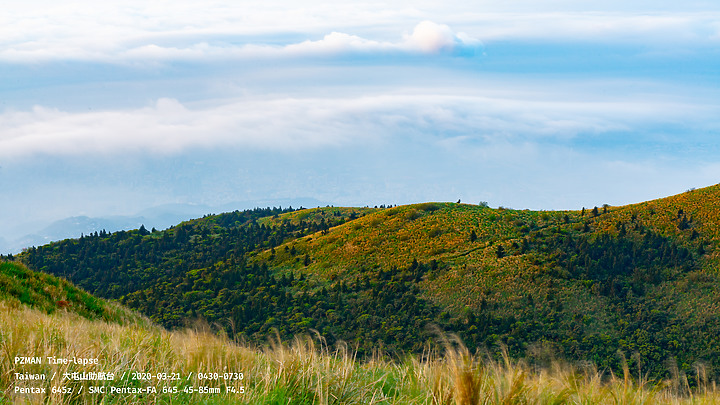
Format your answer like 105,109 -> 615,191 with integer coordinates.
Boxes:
404,21 -> 461,52
285,32 -> 390,54
0,19 -> 481,63
1,89 -> 716,160
281,21 -> 479,56
0,98 -> 353,157
458,12 -> 720,44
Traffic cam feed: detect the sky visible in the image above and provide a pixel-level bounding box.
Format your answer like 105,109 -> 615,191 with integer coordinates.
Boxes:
1,0 -> 719,249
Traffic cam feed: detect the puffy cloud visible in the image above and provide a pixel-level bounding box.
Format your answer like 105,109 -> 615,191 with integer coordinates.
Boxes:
404,21 -> 460,53
282,21 -> 480,56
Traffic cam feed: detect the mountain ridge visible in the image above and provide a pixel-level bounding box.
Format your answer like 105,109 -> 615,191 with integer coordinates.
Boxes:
0,197 -> 330,254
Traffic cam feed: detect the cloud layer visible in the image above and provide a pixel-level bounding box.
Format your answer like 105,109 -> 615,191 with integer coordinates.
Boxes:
0,14 -> 481,63
2,87 -> 717,159
2,0 -> 718,63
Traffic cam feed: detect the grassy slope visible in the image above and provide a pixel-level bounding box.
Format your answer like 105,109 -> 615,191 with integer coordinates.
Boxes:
253,187 -> 720,374
262,202 -> 583,278
0,261 -> 143,325
263,186 -> 720,306
3,298 -> 720,405
257,206 -> 376,228
595,186 -> 719,266
258,203 -> 598,334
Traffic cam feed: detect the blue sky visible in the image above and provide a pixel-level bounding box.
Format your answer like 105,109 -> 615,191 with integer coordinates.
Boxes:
1,0 -> 719,248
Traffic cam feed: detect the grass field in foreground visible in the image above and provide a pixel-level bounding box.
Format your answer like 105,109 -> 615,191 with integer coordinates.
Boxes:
2,301 -> 719,405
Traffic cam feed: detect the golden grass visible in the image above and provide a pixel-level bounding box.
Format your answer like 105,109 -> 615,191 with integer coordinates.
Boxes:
2,302 -> 720,404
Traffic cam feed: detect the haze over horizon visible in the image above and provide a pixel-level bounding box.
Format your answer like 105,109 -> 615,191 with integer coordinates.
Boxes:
2,0 -> 719,250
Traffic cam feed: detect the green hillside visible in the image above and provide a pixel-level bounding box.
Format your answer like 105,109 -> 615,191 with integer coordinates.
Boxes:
12,185 -> 720,381
0,261 -> 143,325
3,199 -> 719,404
4,275 -> 719,405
